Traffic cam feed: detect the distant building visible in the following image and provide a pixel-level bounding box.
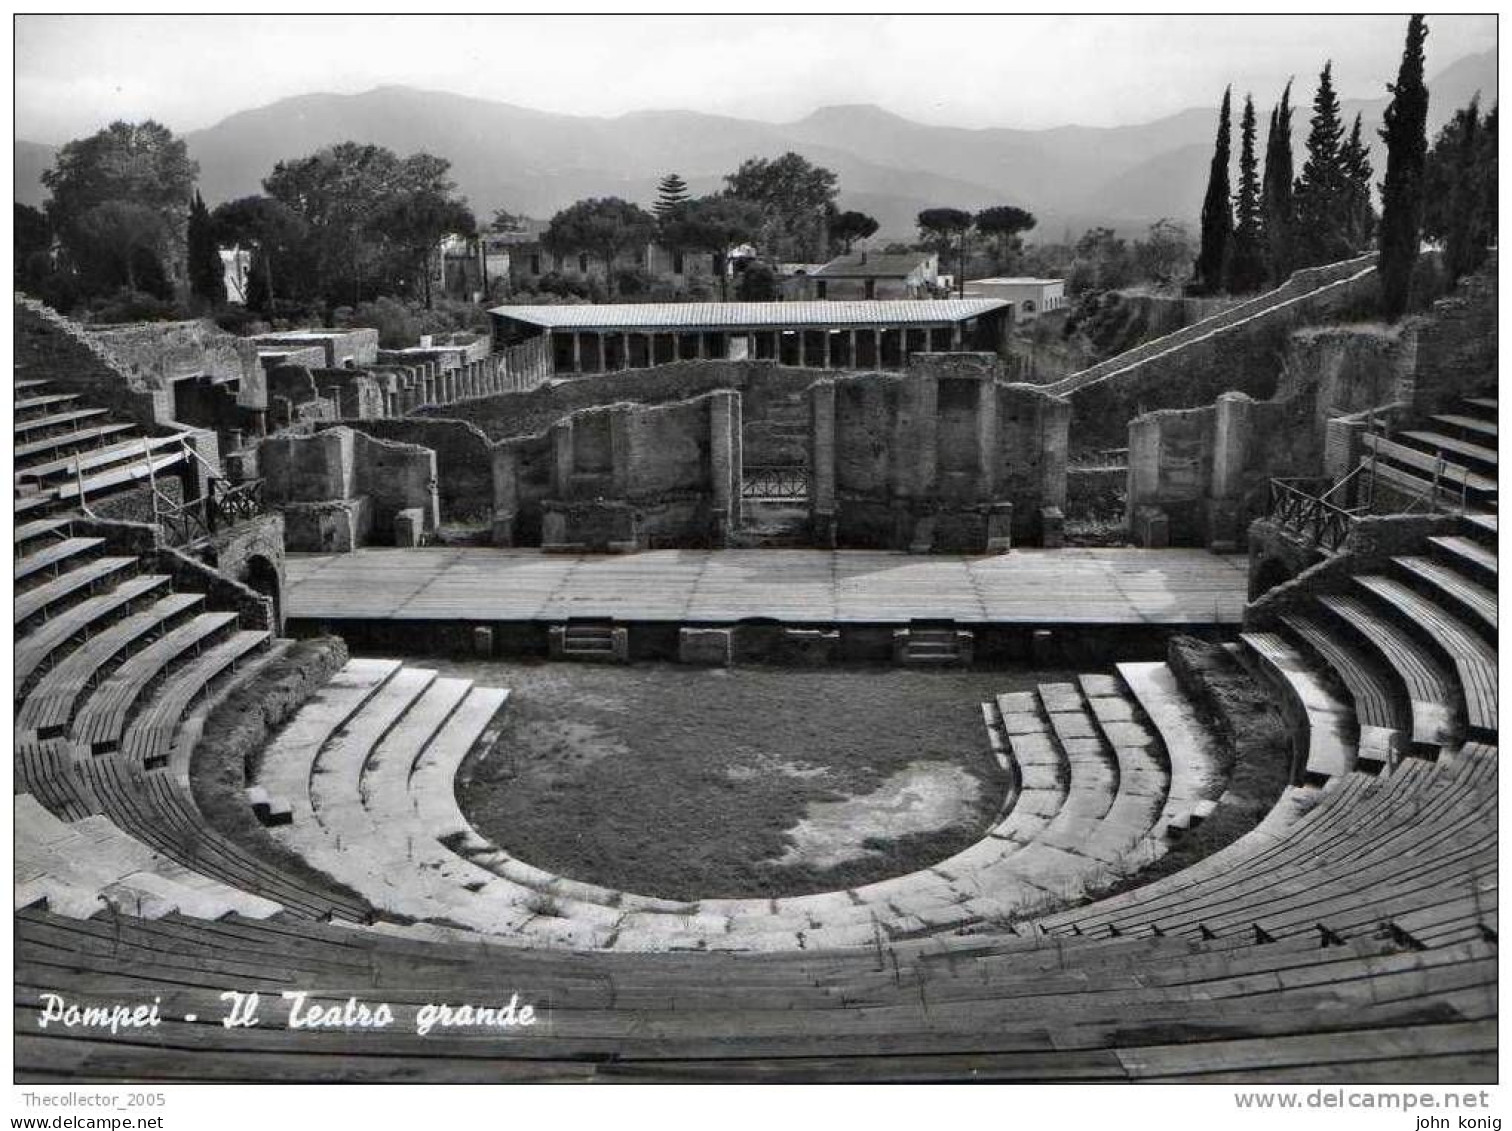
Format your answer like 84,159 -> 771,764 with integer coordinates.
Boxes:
220,246 -> 252,304
965,277 -> 1067,321
490,298 -> 1012,376
429,232 -> 508,303
494,220 -> 721,293
796,250 -> 940,300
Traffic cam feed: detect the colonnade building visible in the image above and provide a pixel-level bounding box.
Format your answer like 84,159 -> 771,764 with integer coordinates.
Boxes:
489,299 -> 1014,376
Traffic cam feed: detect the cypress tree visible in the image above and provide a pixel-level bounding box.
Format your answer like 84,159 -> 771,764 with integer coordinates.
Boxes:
1260,81 -> 1296,284
186,190 -> 226,306
1339,113 -> 1376,252
653,172 -> 691,220
1378,15 -> 1430,318
1227,95 -> 1266,293
1194,86 -> 1234,293
1293,61 -> 1351,268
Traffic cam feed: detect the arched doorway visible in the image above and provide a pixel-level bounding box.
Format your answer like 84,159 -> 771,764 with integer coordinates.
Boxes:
245,555 -> 283,632
1252,557 -> 1294,601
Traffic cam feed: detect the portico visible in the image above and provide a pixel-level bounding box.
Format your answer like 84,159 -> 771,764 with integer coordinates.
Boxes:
489,299 -> 1013,377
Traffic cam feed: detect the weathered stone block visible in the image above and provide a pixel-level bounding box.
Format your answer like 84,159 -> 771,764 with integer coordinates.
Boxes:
280,497 -> 371,553
1133,505 -> 1170,549
393,507 -> 425,548
984,502 -> 1014,553
780,627 -> 839,665
679,627 -> 733,666
1039,505 -> 1064,549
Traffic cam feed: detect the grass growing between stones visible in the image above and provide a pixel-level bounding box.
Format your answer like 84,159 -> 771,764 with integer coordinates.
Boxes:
441,660 -> 1066,902
188,635 -> 370,907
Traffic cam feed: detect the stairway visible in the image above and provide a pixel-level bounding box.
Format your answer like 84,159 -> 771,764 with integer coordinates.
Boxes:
548,619 -> 629,663
893,621 -> 974,666
11,373 -> 190,516
1362,393 -> 1498,513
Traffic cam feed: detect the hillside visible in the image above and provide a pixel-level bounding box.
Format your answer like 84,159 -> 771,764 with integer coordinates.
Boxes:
14,49 -> 1495,241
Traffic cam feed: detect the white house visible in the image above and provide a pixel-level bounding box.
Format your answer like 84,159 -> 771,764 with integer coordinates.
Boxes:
964,277 -> 1067,321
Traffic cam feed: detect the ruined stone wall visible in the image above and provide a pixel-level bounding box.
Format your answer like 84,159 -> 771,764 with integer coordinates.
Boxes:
423,359 -> 827,445
353,431 -> 439,537
491,392 -> 735,551
1276,323 -> 1413,430
87,318 -> 265,410
816,354 -> 1069,550
325,418 -> 493,523
1126,390 -> 1322,547
15,298 -> 171,426
1408,256 -> 1498,414
261,426 -> 438,548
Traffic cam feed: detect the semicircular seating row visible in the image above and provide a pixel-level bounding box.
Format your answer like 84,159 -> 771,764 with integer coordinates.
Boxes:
248,655 -> 1231,950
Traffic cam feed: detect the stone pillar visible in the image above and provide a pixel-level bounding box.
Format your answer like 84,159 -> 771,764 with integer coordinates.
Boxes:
697,333 -> 707,360
810,380 -> 837,548
1208,391 -> 1255,551
619,333 -> 630,371
552,419 -> 575,499
1040,397 -> 1071,512
1126,413 -> 1163,535
609,405 -> 634,496
872,329 -> 883,369
975,377 -> 998,500
951,322 -> 963,350
569,333 -> 581,374
822,329 -> 833,368
848,331 -> 858,370
709,390 -> 740,544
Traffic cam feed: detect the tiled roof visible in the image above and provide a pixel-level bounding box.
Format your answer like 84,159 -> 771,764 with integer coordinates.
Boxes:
489,299 -> 1007,332
969,277 -> 1065,286
813,252 -> 933,278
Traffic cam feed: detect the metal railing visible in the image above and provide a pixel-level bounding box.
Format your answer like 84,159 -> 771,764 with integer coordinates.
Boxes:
1267,476 -> 1361,553
742,465 -> 812,501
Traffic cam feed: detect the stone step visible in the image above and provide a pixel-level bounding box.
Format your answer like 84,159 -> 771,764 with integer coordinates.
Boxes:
1430,412 -> 1498,444
1396,430 -> 1498,473
1239,631 -> 1358,782
253,658 -> 405,821
1114,662 -> 1228,831
1428,535 -> 1497,588
1462,512 -> 1497,547
1356,575 -> 1497,742
1392,556 -> 1496,640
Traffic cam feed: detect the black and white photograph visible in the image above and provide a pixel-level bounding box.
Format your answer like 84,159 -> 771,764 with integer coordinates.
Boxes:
8,8 -> 1502,1108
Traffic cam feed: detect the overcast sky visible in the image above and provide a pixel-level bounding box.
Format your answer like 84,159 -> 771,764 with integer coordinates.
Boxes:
15,13 -> 1498,144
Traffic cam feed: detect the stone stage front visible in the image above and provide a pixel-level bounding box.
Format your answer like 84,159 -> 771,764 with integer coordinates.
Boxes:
285,547 -> 1249,628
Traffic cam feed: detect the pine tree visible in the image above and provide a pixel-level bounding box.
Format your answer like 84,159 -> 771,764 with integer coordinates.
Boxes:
1194,86 -> 1234,293
186,190 -> 225,306
1339,114 -> 1376,252
1293,62 -> 1352,268
1227,95 -> 1266,293
653,173 -> 691,220
1260,81 -> 1296,284
1378,15 -> 1430,319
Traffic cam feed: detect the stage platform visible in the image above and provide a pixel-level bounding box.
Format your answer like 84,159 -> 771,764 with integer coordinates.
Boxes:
285,547 -> 1250,627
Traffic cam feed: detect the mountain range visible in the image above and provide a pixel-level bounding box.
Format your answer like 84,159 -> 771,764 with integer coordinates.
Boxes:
14,49 -> 1495,242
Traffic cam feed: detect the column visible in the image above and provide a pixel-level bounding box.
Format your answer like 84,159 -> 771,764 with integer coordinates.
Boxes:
571,333 -> 582,374
950,321 -> 963,350
822,328 -> 832,368
620,333 -> 630,371
848,331 -> 857,370
873,329 -> 883,369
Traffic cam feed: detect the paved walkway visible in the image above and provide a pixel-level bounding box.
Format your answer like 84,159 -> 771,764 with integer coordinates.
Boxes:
285,547 -> 1249,626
